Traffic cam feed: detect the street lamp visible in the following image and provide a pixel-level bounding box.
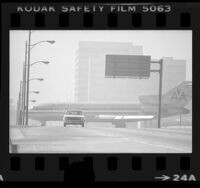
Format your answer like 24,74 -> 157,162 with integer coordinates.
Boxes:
30,91 -> 40,94
25,30 -> 55,125
30,61 -> 50,66
29,78 -> 44,82
30,40 -> 55,50
29,100 -> 37,103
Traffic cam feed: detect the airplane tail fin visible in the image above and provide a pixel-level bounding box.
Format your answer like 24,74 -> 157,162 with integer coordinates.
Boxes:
139,81 -> 192,108
162,81 -> 192,107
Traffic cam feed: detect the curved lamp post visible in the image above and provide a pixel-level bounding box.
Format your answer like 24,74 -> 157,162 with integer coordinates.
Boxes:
30,40 -> 55,50
29,100 -> 37,103
25,30 -> 55,125
30,61 -> 50,66
29,78 -> 44,82
30,91 -> 40,94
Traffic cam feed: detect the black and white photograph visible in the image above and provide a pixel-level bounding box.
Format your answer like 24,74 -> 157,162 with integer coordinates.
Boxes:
9,30 -> 192,153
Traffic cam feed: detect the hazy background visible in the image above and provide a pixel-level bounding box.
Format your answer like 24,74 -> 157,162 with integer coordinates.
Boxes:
10,30 -> 192,108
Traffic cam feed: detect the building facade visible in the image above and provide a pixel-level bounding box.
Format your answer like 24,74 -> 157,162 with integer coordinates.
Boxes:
74,41 -> 186,103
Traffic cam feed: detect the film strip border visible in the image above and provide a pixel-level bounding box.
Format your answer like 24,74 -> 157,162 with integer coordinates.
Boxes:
10,12 -> 191,28
8,155 -> 192,181
1,3 -> 200,182
10,156 -> 191,171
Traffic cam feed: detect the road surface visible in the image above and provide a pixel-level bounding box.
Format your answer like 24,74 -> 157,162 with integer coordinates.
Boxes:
10,125 -> 192,153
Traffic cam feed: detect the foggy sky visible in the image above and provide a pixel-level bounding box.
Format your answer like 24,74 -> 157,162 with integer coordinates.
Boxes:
10,30 -> 192,107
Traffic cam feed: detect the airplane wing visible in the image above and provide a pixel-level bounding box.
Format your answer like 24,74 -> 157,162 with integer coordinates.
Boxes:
85,114 -> 155,122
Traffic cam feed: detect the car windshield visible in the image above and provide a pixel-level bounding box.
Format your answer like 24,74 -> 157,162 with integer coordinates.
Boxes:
66,111 -> 82,115
66,117 -> 82,120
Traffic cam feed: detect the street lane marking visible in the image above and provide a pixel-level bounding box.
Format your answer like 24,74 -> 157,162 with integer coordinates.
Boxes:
130,138 -> 191,152
87,128 -> 191,152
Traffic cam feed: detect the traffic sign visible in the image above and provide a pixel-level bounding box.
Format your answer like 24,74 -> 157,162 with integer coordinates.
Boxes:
105,55 -> 151,78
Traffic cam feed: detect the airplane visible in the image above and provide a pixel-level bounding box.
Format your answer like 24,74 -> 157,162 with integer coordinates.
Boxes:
28,81 -> 192,128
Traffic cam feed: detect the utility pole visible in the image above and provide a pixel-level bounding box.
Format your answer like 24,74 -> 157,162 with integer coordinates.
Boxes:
157,59 -> 163,128
21,61 -> 25,125
17,81 -> 23,125
22,41 -> 27,126
87,56 -> 91,102
16,93 -> 20,125
25,31 -> 31,125
22,41 -> 28,125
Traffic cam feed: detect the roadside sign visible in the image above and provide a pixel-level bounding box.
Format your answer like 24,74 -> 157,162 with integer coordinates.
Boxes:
105,55 -> 151,78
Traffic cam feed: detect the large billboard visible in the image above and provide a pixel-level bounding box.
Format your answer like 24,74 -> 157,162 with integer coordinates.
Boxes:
105,55 -> 151,78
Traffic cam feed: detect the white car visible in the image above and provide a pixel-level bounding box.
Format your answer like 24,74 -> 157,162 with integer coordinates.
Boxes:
63,110 -> 85,127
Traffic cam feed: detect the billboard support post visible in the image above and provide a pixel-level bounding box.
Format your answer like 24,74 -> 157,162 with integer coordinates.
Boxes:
105,55 -> 163,128
150,59 -> 163,128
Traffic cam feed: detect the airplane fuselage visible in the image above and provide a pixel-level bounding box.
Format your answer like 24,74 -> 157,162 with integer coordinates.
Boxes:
28,103 -> 190,123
